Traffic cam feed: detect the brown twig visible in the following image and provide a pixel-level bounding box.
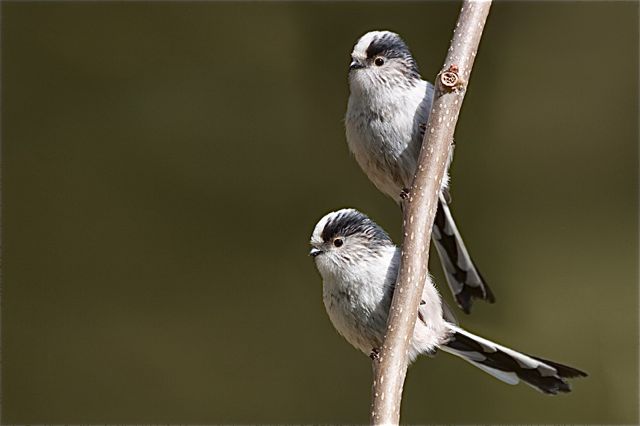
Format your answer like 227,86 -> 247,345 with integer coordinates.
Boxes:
369,1 -> 492,424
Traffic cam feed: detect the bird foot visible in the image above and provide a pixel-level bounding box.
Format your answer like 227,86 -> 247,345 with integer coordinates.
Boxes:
369,347 -> 381,361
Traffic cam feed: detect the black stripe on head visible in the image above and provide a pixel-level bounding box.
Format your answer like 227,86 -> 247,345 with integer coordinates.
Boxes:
365,32 -> 420,79
321,210 -> 391,245
366,33 -> 411,59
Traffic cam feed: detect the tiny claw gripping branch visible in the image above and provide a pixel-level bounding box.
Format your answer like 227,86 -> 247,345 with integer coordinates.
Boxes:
369,347 -> 381,361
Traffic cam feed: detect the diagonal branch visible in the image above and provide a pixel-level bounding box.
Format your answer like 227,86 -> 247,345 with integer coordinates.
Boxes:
370,1 -> 492,424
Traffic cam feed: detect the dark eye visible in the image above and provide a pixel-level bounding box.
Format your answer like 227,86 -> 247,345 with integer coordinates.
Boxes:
374,57 -> 385,66
333,238 -> 344,248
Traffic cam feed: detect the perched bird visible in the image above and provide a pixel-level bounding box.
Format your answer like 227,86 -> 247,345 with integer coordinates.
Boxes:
310,208 -> 587,394
345,30 -> 493,313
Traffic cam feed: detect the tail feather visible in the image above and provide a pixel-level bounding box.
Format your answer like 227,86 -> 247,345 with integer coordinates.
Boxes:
441,324 -> 587,395
432,194 -> 495,313
529,355 -> 588,379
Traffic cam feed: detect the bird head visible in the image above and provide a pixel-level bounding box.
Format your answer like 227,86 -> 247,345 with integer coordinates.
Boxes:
309,208 -> 393,278
348,31 -> 421,93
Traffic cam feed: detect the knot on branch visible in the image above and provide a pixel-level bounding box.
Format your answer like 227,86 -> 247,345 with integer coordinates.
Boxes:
439,64 -> 465,92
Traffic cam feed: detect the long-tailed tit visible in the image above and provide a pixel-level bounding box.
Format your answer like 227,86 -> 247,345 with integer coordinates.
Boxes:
310,209 -> 587,394
345,30 -> 494,313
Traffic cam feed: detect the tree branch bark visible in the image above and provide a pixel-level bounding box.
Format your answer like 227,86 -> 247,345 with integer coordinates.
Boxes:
370,1 -> 492,424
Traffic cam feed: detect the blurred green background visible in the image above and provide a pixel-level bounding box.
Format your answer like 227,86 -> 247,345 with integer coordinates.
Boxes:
2,1 -> 637,424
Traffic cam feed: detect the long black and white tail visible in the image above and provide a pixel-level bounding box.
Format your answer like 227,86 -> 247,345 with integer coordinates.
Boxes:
441,324 -> 587,394
433,194 -> 495,313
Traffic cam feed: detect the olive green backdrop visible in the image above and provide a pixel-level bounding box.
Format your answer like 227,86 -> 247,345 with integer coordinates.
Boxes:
2,1 -> 638,424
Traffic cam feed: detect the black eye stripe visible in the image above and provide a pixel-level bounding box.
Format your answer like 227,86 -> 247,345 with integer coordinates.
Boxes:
364,33 -> 420,79
366,33 -> 409,59
321,210 -> 391,244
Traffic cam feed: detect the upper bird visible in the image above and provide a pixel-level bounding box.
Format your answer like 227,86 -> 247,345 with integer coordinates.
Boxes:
345,30 -> 493,313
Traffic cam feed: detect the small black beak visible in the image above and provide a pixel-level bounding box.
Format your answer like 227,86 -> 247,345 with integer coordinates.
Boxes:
309,248 -> 323,257
349,60 -> 365,71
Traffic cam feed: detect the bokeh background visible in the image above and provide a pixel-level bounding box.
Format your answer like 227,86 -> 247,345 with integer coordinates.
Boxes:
2,1 -> 638,424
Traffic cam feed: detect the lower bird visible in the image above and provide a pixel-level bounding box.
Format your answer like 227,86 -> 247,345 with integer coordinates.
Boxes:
309,208 -> 586,394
